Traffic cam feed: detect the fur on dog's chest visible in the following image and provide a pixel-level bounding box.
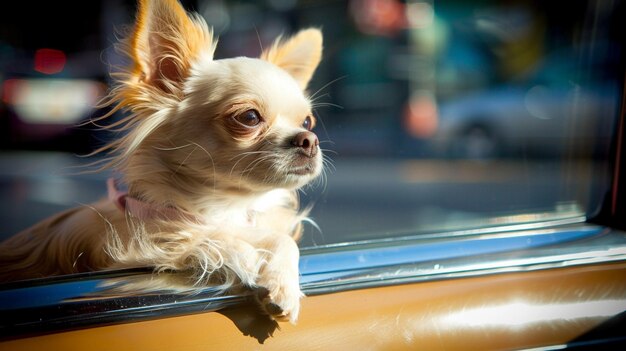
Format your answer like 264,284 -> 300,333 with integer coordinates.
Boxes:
198,189 -> 299,234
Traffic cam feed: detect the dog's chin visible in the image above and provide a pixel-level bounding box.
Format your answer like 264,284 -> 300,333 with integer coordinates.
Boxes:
287,164 -> 317,176
239,171 -> 317,192
284,154 -> 322,187
286,165 -> 320,186
281,172 -> 318,189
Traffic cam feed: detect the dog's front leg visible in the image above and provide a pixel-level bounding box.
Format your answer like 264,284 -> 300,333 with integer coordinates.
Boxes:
253,235 -> 303,324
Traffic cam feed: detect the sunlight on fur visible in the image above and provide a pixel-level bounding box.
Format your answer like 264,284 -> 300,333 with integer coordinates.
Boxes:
0,0 -> 326,324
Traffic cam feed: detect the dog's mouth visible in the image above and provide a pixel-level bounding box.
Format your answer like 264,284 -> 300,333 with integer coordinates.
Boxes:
236,143 -> 322,189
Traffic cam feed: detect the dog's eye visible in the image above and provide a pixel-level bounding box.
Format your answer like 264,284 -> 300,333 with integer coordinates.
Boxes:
234,110 -> 262,127
302,116 -> 313,131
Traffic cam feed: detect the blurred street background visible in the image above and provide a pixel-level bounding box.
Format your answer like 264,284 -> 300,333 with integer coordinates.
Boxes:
0,152 -> 600,246
0,0 -> 623,246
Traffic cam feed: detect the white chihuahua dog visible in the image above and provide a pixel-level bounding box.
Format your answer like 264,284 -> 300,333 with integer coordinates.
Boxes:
0,0 -> 324,323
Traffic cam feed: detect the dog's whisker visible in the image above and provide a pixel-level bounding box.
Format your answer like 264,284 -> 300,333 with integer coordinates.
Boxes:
230,152 -> 274,180
184,141 -> 216,190
309,92 -> 330,104
72,252 -> 85,268
308,75 -> 346,101
173,146 -> 197,175
321,149 -> 339,159
311,102 -> 344,109
153,143 -> 194,151
323,161 -> 336,174
239,154 -> 277,185
252,156 -> 279,180
229,150 -> 273,161
260,157 -> 287,185
228,150 -> 274,174
298,187 -> 309,196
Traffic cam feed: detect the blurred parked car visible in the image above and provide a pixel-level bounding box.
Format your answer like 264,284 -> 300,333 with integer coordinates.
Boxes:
0,1 -> 117,153
430,54 -> 619,159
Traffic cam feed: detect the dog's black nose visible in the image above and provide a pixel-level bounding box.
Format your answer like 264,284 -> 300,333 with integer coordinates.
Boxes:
291,131 -> 319,157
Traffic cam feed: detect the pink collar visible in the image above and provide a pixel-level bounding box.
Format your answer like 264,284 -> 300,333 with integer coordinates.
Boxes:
107,178 -> 200,223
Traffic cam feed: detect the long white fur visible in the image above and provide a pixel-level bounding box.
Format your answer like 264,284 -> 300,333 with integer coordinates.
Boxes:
0,0 -> 324,324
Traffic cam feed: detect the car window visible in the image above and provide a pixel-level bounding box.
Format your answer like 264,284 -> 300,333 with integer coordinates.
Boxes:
0,0 -> 623,256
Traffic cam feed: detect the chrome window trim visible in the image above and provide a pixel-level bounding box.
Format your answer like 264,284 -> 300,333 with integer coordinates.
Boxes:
300,214 -> 588,252
1,221 -> 626,338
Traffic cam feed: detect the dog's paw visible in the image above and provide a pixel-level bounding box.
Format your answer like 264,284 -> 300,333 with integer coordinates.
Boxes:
255,274 -> 303,324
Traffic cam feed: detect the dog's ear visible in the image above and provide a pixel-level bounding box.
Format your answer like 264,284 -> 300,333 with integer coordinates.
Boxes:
130,0 -> 215,92
261,29 -> 323,90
